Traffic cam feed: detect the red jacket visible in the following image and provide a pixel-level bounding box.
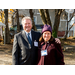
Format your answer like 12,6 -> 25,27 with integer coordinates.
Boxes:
37,41 -> 65,65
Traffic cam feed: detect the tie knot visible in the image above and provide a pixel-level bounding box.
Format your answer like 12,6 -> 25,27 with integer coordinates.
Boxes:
28,33 -> 30,35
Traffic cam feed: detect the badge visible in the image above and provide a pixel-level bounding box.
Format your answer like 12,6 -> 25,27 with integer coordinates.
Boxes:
41,50 -> 47,56
34,40 -> 38,47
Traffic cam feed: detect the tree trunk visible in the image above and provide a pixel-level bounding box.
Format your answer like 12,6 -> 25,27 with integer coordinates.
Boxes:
29,9 -> 37,31
16,9 -> 20,33
52,9 -> 63,38
53,14 -> 60,37
64,24 -> 74,39
4,9 -> 10,44
39,9 -> 64,38
38,9 -> 47,25
64,13 -> 74,39
44,9 -> 52,27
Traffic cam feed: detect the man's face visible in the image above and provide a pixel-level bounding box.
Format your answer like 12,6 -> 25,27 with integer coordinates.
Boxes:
22,19 -> 32,32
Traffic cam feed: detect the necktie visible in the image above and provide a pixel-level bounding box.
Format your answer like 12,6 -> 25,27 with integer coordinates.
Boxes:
27,33 -> 32,46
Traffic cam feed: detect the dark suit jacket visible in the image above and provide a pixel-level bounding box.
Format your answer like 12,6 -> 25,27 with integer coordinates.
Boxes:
12,30 -> 41,65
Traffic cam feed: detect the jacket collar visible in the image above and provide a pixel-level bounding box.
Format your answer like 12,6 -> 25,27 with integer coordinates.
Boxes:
41,41 -> 50,46
22,30 -> 35,47
22,30 -> 29,43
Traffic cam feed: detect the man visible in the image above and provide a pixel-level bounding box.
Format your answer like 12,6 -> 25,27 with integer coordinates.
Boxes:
12,16 -> 61,65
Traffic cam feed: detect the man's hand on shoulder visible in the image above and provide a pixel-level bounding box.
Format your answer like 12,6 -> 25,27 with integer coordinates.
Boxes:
55,38 -> 61,44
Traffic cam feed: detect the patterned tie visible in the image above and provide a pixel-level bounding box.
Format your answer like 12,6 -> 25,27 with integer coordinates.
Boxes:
27,33 -> 32,46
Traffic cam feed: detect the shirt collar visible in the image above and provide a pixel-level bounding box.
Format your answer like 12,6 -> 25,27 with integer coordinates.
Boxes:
24,30 -> 31,35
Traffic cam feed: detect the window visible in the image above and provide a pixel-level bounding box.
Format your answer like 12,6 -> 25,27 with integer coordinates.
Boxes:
70,17 -> 75,25
59,21 -> 67,29
37,10 -> 40,14
60,11 -> 67,28
60,11 -> 67,20
33,16 -> 37,24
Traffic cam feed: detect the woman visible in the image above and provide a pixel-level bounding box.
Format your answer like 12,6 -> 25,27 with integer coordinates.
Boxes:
37,24 -> 65,65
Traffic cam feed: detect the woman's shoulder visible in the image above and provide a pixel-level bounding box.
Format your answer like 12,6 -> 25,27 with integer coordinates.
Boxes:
50,40 -> 62,52
49,40 -> 61,49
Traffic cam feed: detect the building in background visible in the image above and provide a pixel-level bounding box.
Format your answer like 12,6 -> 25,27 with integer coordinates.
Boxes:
1,9 -> 75,38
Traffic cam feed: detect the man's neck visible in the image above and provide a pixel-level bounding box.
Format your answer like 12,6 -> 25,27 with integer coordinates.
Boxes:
24,30 -> 31,34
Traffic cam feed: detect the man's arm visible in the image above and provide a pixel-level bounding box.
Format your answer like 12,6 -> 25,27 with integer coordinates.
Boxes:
12,34 -> 19,65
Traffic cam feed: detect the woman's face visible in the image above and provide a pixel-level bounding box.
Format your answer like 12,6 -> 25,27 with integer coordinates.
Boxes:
43,31 -> 51,42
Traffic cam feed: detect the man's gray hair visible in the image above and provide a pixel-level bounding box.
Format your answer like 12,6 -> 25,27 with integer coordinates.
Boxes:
21,16 -> 32,25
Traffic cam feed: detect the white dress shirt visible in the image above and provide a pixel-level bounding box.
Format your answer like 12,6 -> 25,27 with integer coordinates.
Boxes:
25,31 -> 32,41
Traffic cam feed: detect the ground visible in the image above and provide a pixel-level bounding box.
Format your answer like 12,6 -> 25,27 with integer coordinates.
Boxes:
0,44 -> 12,65
61,37 -> 75,65
0,37 -> 75,65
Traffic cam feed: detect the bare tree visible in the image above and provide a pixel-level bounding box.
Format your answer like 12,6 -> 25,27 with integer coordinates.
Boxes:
52,9 -> 64,37
38,9 -> 52,27
39,9 -> 64,38
38,9 -> 47,25
29,9 -> 37,31
16,9 -> 20,33
44,9 -> 52,27
4,9 -> 10,44
64,13 -> 74,39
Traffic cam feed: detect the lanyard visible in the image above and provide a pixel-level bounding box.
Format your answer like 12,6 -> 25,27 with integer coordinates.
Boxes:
41,43 -> 50,56
41,43 -> 50,50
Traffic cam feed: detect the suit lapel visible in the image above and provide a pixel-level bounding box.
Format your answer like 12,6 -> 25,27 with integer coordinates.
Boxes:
22,30 -> 29,43
22,30 -> 35,47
